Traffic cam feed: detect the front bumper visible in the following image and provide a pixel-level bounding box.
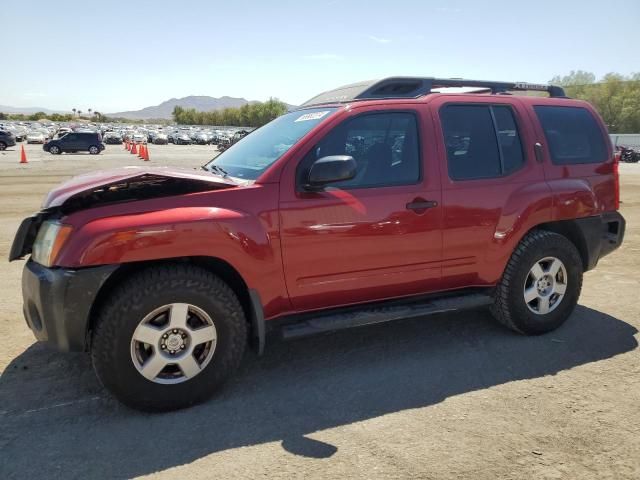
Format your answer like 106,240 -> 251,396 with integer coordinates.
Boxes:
22,261 -> 118,351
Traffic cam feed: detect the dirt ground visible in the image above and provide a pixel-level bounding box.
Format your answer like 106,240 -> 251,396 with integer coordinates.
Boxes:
0,143 -> 638,480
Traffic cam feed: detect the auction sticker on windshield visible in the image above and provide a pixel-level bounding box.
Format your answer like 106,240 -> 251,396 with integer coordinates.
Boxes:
295,111 -> 331,122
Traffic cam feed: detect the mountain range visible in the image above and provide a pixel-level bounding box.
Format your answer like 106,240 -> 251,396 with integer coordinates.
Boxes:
108,96 -> 258,120
1,96 -> 297,120
0,105 -> 69,115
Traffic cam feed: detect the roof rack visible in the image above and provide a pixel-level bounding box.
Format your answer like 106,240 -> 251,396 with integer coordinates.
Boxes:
301,77 -> 566,107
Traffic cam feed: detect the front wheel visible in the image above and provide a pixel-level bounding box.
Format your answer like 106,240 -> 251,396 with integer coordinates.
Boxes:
0,142 -> 6,151
491,230 -> 583,335
49,145 -> 61,154
91,265 -> 247,411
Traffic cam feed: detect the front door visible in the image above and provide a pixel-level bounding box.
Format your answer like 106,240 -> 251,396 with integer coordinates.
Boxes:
279,108 -> 443,312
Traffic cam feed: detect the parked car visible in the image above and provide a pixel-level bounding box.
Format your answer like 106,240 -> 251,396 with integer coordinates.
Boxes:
10,77 -> 625,412
153,133 -> 168,145
194,132 -> 211,145
26,131 -> 47,144
132,133 -> 147,145
103,133 -> 123,145
11,126 -> 27,142
43,131 -> 105,154
218,129 -> 250,152
174,133 -> 192,145
0,130 -> 17,150
56,127 -> 72,138
216,135 -> 232,152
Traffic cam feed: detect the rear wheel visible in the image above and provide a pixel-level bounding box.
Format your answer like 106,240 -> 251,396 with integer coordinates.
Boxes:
89,145 -> 100,154
91,264 -> 247,411
491,230 -> 583,335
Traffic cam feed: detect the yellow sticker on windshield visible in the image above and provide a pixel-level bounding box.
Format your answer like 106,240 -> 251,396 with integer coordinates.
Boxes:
294,111 -> 331,122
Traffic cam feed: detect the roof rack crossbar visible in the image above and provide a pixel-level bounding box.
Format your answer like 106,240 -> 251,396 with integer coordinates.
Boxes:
300,77 -> 566,107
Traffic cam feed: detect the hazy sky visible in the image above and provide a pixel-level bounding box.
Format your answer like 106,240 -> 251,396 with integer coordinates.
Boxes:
2,0 -> 638,112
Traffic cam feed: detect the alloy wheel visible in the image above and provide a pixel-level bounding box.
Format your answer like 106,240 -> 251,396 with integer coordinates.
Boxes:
523,256 -> 568,315
130,303 -> 217,384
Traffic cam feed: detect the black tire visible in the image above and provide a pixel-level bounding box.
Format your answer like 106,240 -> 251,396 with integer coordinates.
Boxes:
0,142 -> 6,151
88,145 -> 100,155
49,145 -> 61,154
491,230 -> 583,335
91,264 -> 247,412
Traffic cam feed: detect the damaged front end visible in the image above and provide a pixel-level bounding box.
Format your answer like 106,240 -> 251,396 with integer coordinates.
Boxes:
9,168 -> 237,262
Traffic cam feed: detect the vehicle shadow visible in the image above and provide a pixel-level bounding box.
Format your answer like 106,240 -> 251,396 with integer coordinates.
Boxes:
0,305 -> 637,479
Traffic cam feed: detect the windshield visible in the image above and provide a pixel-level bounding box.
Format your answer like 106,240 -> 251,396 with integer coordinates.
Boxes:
204,107 -> 337,180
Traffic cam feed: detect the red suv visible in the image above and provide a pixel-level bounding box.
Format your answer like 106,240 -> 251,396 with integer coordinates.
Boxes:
10,77 -> 625,411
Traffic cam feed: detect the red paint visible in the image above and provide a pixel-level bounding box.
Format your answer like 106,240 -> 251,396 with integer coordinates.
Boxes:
49,94 -> 618,320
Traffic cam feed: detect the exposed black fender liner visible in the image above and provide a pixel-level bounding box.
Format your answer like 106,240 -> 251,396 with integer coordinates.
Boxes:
22,261 -> 119,351
541,212 -> 625,272
572,212 -> 625,271
249,289 -> 265,355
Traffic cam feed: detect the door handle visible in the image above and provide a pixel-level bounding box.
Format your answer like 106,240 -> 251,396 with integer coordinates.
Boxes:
406,198 -> 438,212
534,142 -> 544,163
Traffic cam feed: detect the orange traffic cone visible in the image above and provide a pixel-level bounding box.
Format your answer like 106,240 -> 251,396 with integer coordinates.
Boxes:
144,145 -> 150,161
138,144 -> 145,159
20,144 -> 28,164
130,142 -> 137,154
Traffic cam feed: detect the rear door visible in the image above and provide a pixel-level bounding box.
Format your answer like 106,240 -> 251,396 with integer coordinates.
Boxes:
430,96 -> 550,288
528,102 -> 616,214
279,105 -> 443,311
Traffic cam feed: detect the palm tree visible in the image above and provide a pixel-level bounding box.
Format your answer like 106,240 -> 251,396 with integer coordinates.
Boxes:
88,108 -> 92,117
94,111 -> 101,121
77,110 -> 83,118
72,108 -> 77,117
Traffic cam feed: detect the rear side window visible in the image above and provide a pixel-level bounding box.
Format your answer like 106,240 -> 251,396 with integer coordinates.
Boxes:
440,104 -> 524,180
534,106 -> 608,165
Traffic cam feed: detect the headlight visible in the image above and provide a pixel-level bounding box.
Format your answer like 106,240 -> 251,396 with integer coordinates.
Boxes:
31,221 -> 73,267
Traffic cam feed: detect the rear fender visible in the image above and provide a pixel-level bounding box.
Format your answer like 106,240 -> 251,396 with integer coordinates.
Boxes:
484,181 -> 553,282
547,178 -> 599,220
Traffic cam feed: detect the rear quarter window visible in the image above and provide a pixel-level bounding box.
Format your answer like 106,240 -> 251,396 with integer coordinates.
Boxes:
534,106 -> 608,165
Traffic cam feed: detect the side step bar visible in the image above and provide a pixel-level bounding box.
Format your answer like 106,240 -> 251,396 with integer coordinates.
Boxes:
281,293 -> 493,340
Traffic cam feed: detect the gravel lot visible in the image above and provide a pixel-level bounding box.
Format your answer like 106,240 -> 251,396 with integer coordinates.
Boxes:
0,143 -> 638,479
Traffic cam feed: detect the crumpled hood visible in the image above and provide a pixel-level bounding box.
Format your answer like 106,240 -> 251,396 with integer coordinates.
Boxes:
43,166 -> 237,209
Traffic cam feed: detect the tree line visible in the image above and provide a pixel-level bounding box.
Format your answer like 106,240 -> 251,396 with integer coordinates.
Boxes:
172,98 -> 288,127
0,111 -> 159,124
550,71 -> 640,133
0,111 -> 78,122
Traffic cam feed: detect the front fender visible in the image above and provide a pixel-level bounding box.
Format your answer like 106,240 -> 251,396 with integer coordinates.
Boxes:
56,206 -> 277,290
53,183 -> 289,318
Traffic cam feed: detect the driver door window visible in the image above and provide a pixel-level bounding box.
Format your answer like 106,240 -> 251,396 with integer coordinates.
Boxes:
299,112 -> 420,189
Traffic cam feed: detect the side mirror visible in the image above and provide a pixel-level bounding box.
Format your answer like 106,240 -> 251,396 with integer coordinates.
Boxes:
305,155 -> 356,190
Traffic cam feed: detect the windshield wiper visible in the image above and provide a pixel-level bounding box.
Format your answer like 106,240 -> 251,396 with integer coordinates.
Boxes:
207,164 -> 230,178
